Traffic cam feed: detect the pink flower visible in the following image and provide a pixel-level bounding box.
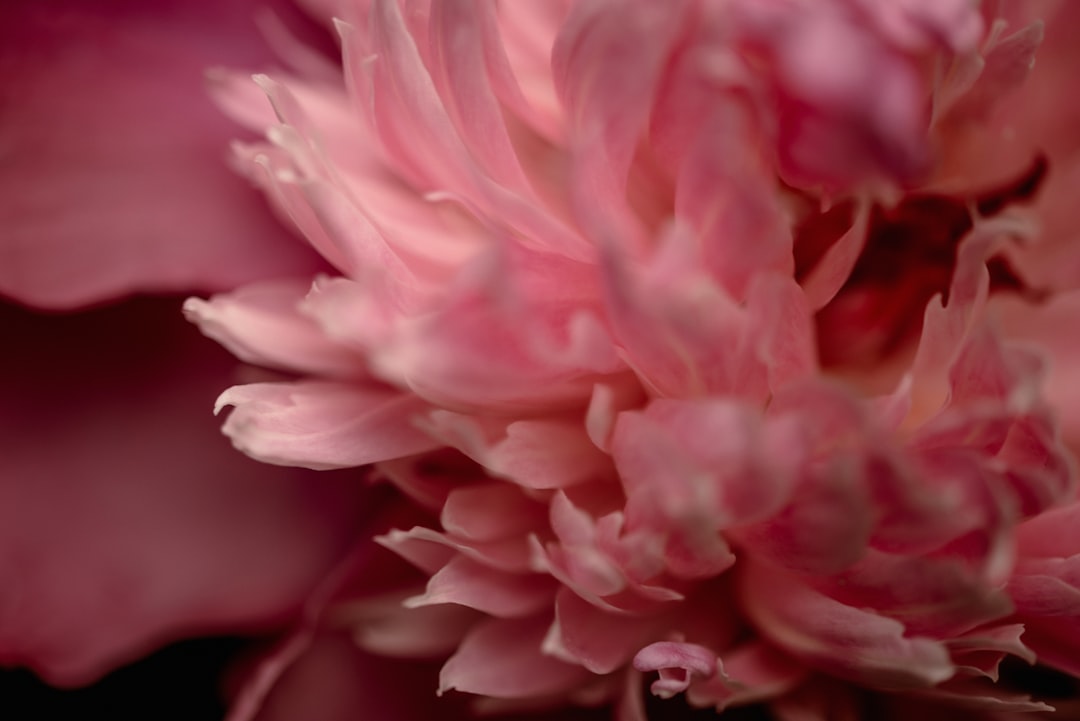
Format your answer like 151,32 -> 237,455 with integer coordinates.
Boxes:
144,0 -> 1080,717
0,0 -> 367,687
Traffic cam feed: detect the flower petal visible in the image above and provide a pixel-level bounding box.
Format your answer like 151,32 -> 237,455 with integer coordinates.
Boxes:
216,380 -> 439,469
0,0 -> 325,309
0,299 -> 362,685
739,558 -> 955,689
406,555 -> 556,619
439,615 -> 590,699
184,279 -> 363,379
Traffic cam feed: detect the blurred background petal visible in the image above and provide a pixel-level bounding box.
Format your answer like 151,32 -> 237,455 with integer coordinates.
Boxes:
0,297 -> 365,686
0,0 -> 328,310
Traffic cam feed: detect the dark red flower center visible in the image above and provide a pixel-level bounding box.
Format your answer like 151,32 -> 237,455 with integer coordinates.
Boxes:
796,156 -> 1048,369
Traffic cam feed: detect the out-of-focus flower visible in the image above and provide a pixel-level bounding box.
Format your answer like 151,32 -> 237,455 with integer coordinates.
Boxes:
0,0 -> 368,689
0,0 -> 327,309
0,299 -> 367,687
188,0 -> 1080,718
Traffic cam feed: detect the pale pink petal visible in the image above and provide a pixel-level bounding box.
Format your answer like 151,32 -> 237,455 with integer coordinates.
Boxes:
380,526 -> 535,575
0,0 -> 326,310
494,1 -> 570,141
344,0 -> 468,191
671,104 -> 794,301
907,223 -> 1005,423
602,226 -> 768,399
613,399 -> 800,536
342,1 -> 588,261
0,299 -> 362,685
551,0 -> 690,249
538,495 -> 632,602
231,75 -> 475,290
373,530 -> 459,576
427,0 -> 535,196
535,497 -> 684,615
406,555 -> 556,618
633,641 -> 718,699
439,483 -> 548,542
369,242 -> 620,412
216,380 -> 439,469
255,151 -> 419,284
184,279 -> 364,379
585,381 -> 648,453
422,411 -> 616,489
548,588 -> 661,675
439,615 -> 591,699
739,558 -> 956,689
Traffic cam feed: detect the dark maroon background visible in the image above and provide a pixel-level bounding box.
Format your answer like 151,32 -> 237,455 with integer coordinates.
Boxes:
2,636 -> 246,721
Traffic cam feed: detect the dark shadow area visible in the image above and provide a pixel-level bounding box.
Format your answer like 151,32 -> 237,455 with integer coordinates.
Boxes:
1,636 -> 248,721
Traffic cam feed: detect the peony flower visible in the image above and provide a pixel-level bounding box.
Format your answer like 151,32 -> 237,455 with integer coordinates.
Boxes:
0,0 -> 369,690
178,0 -> 1080,717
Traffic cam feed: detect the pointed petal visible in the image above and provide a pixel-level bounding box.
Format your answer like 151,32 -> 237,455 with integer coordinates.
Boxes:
439,616 -> 590,699
406,555 -> 555,619
216,380 -> 439,469
184,279 -> 363,379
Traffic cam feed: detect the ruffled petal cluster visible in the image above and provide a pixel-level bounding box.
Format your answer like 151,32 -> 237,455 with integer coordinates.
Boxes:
190,1 -> 1080,718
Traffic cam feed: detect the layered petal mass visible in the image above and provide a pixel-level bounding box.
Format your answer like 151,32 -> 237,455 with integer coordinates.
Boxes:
178,1 -> 1080,719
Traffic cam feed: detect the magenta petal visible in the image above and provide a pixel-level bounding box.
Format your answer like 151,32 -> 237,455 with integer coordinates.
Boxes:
0,0 -> 326,309
0,299 -> 363,685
